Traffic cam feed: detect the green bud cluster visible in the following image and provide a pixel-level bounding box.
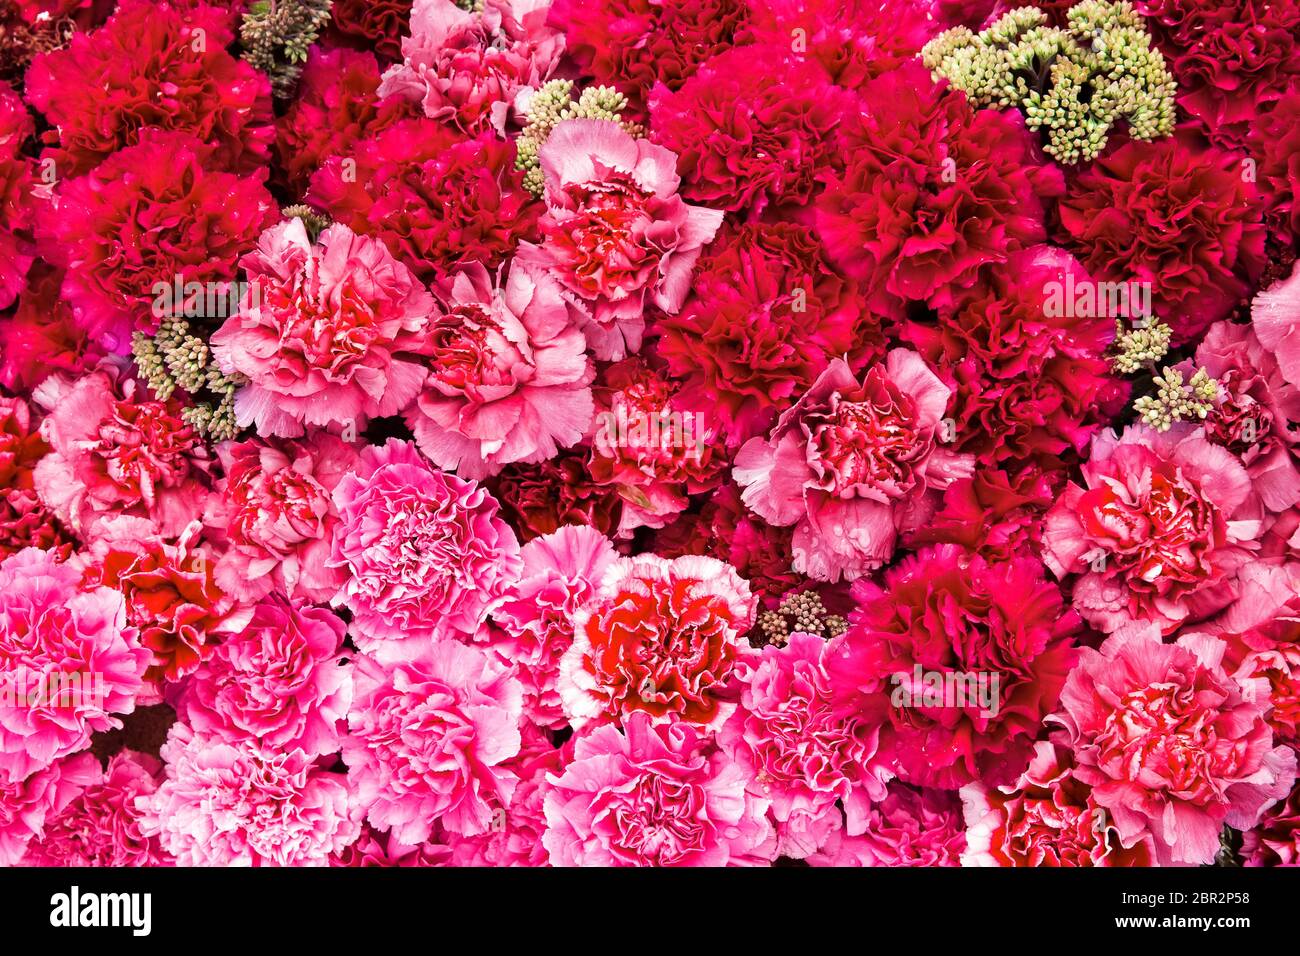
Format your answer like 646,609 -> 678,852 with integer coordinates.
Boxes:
1133,366 -> 1220,432
515,80 -> 643,196
241,0 -> 333,99
922,1 -> 1176,164
132,318 -> 247,442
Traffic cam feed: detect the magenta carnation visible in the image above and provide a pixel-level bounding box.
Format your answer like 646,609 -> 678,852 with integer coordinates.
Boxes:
141,722 -> 360,866
0,548 -> 149,781
734,351 -> 973,582
515,118 -> 723,360
1054,626 -> 1296,865
343,643 -> 524,843
810,783 -> 966,867
541,713 -> 773,866
211,219 -> 436,438
405,262 -> 595,479
329,439 -> 522,656
0,79 -> 36,311
0,753 -> 99,865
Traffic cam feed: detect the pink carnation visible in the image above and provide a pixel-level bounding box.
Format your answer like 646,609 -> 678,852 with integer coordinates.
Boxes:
179,595 -> 351,757
719,632 -> 890,859
203,432 -> 360,604
0,79 -> 36,311
1243,780 -> 1300,867
141,722 -> 360,866
343,643 -> 524,843
542,713 -> 773,866
1252,259 -> 1300,391
559,554 -> 757,729
32,362 -> 212,541
378,0 -> 563,134
491,525 -> 618,728
211,219 -> 436,438
1043,424 -> 1262,635
0,753 -> 99,865
329,439 -> 522,656
734,351 -> 973,582
515,118 -> 724,360
406,262 -> 594,479
20,751 -> 171,867
1053,626 -> 1296,865
0,548 -> 149,781
809,783 -> 966,867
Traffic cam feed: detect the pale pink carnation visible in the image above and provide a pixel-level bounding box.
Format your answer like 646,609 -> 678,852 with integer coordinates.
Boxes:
1053,626 -> 1296,865
21,751 -> 171,867
329,438 -> 522,657
490,524 -> 618,728
406,262 -> 594,479
1252,258 -> 1300,389
140,722 -> 360,867
211,218 -> 435,438
203,432 -> 360,603
378,0 -> 563,134
719,631 -> 890,859
516,118 -> 724,360
343,643 -> 524,844
1043,424 -> 1262,634
0,753 -> 99,866
179,595 -> 351,757
734,351 -> 973,581
0,548 -> 149,781
542,713 -> 774,866
32,361 -> 212,541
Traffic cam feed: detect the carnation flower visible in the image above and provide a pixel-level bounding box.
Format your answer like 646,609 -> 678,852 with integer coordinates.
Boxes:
405,262 -> 594,479
542,713 -> 773,866
1042,424 -> 1262,635
648,45 -> 853,216
327,0 -> 414,62
898,246 -> 1128,471
309,118 -> 540,285
1135,0 -> 1300,144
77,516 -> 248,690
547,0 -> 749,105
343,643 -> 524,843
378,0 -> 563,134
1053,626 -> 1296,865
491,449 -> 623,542
734,352 -> 973,582
1056,131 -> 1266,344
38,129 -> 277,351
203,432 -> 359,604
809,783 -> 966,867
0,396 -> 73,558
815,61 -> 1062,319
20,751 -> 170,866
514,118 -> 723,360
961,740 -> 1156,867
559,553 -> 756,729
0,548 -> 149,781
0,78 -> 35,311
329,438 -> 522,656
585,358 -> 726,536
211,218 -> 436,438
141,722 -> 360,867
491,525 -> 618,728
1252,259 -> 1300,391
654,221 -> 882,449
720,632 -> 891,858
331,823 -> 451,867
1250,88 -> 1300,247
180,595 -> 350,757
274,46 -> 416,197
32,362 -> 212,541
1186,320 -> 1300,515
0,264 -> 103,394
1243,780 -> 1300,866
0,753 -> 99,865
828,544 -> 1079,790
24,0 -> 273,179
903,467 -> 1054,563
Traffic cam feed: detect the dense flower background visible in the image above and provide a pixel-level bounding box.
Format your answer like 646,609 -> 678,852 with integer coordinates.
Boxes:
1,0 -> 1299,868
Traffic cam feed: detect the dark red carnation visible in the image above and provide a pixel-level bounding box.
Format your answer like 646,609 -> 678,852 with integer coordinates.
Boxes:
491,449 -> 624,543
